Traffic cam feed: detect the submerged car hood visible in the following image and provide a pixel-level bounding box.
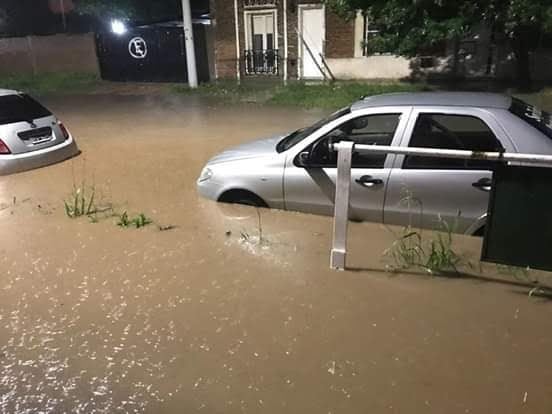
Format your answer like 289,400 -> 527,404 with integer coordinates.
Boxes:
207,135 -> 285,164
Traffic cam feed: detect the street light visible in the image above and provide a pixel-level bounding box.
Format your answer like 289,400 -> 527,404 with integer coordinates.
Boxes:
181,0 -> 198,88
111,19 -> 127,35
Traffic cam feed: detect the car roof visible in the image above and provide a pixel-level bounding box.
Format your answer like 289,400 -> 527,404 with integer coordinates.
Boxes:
0,88 -> 19,97
351,92 -> 512,111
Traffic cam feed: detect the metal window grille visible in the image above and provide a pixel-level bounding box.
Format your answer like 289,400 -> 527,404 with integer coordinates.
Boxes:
244,0 -> 278,7
244,49 -> 279,75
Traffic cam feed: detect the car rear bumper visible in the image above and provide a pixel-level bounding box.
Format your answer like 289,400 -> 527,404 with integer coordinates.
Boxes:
0,135 -> 80,175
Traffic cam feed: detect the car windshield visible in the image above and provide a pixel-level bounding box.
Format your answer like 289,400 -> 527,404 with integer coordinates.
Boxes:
276,107 -> 351,153
0,94 -> 51,126
510,98 -> 552,140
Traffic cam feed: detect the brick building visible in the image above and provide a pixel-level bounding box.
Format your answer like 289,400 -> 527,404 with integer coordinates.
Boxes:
208,0 -> 552,82
209,0 -> 357,81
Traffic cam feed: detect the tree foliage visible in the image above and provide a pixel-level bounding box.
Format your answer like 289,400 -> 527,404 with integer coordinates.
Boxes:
73,0 -> 181,20
74,0 -> 138,19
329,0 -> 473,56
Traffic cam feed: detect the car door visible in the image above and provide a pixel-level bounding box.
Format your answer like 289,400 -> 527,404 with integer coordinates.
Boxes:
384,108 -> 516,234
284,109 -> 410,222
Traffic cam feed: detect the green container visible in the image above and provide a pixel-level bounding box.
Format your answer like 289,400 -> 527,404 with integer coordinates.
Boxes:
482,165 -> 552,271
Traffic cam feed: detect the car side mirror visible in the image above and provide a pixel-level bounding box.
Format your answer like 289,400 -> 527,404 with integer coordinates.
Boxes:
297,151 -> 312,168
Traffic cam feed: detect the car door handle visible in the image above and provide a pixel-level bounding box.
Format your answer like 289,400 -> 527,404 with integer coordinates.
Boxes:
472,177 -> 492,191
355,175 -> 384,187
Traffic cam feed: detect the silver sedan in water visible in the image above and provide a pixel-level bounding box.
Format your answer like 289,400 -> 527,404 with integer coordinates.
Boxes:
0,89 -> 79,175
197,92 -> 552,235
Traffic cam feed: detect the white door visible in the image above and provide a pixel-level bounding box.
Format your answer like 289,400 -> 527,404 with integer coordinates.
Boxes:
299,6 -> 325,79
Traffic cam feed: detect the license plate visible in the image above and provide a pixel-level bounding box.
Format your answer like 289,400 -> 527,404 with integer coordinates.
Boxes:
31,135 -> 52,144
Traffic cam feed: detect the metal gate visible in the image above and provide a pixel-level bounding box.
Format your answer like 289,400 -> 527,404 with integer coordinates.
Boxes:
482,165 -> 552,271
95,21 -> 210,83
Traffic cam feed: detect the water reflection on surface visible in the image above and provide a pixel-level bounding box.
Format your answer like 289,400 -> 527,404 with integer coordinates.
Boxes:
0,95 -> 551,413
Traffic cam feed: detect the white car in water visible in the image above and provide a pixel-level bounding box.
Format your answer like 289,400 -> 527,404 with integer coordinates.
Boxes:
197,92 -> 552,236
0,89 -> 79,175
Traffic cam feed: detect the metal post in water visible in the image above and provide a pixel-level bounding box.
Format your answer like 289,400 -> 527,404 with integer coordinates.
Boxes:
328,142 -> 552,271
331,141 -> 354,270
181,0 -> 198,88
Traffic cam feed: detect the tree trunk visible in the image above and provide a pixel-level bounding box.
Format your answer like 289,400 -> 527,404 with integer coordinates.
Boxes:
452,35 -> 460,79
512,29 -> 532,91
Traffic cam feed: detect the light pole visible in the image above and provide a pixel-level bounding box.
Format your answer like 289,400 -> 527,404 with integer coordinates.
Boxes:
59,0 -> 67,31
181,0 -> 198,88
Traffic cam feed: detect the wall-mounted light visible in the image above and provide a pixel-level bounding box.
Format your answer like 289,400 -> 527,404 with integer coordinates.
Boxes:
111,19 -> 127,35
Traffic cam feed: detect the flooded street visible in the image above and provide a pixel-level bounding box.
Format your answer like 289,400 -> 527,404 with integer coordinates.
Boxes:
1,94 -> 552,413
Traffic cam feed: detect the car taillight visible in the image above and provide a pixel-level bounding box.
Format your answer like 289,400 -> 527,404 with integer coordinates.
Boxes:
59,122 -> 70,140
0,139 -> 11,154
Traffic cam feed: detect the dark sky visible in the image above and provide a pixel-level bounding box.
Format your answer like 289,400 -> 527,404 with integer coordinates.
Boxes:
0,0 -> 210,36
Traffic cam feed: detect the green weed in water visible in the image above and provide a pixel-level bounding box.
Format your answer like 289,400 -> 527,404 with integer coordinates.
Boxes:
117,211 -> 153,229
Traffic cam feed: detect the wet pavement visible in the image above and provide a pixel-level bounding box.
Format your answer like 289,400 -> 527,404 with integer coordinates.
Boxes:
1,94 -> 552,413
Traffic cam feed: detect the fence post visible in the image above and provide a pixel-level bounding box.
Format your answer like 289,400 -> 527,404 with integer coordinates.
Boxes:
330,141 -> 354,270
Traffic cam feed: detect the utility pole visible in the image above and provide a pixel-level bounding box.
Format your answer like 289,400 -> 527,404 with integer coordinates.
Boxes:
59,0 -> 67,31
181,0 -> 198,88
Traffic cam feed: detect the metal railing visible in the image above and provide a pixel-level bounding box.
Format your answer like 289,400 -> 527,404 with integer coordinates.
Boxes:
329,142 -> 552,271
244,0 -> 278,6
244,49 -> 279,75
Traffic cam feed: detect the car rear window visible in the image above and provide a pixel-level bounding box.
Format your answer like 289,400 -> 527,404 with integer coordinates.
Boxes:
0,94 -> 52,125
510,98 -> 552,140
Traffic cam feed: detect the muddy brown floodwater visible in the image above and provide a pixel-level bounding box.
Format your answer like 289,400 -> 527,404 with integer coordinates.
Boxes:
1,94 -> 552,414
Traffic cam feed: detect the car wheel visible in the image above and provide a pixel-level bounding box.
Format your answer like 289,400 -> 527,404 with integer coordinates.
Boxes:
218,190 -> 268,208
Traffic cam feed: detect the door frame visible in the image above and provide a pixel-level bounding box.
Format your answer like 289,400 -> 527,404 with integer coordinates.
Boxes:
297,3 -> 325,80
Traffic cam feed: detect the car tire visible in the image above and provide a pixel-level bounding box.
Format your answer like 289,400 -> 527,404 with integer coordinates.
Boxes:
218,190 -> 268,208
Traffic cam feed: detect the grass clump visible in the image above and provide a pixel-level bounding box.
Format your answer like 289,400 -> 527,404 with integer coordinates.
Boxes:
269,81 -> 429,109
117,211 -> 153,229
64,184 -> 97,219
173,79 -> 280,103
1,72 -> 100,95
384,192 -> 463,275
64,174 -> 157,230
384,219 -> 462,275
174,80 -> 429,109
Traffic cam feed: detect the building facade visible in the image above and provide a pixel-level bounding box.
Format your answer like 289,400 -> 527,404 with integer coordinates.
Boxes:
209,0 -> 356,81
209,0 -> 552,82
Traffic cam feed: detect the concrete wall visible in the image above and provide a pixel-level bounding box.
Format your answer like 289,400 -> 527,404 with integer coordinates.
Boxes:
328,51 -> 552,82
327,56 -> 412,79
0,33 -> 99,75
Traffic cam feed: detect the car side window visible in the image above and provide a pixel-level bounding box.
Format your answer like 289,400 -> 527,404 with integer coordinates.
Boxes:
404,114 -> 505,170
308,113 -> 401,168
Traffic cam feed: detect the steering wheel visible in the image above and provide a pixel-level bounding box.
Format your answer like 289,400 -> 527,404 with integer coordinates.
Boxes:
310,137 -> 332,164
311,129 -> 349,165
